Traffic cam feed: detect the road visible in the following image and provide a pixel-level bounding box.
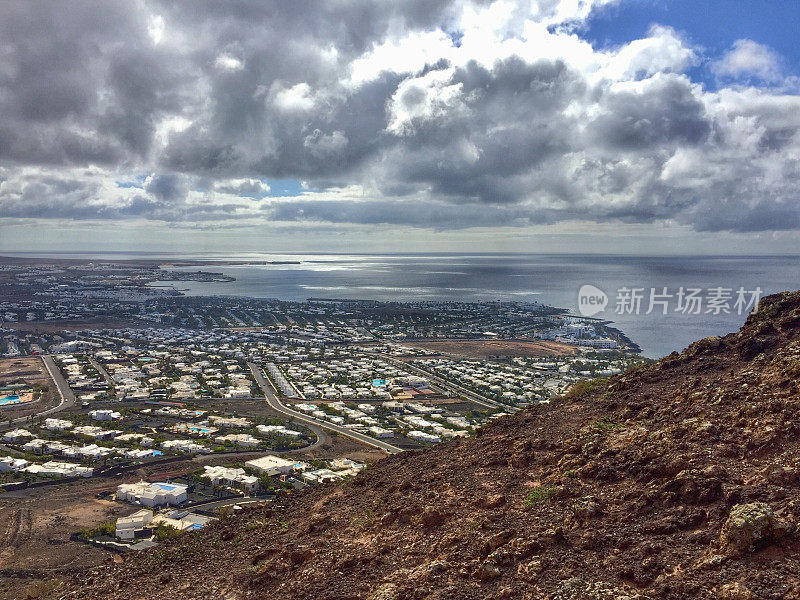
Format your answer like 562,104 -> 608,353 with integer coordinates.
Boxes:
88,357 -> 117,400
40,355 -> 75,411
30,355 -> 76,422
382,355 -> 520,413
247,362 -> 403,455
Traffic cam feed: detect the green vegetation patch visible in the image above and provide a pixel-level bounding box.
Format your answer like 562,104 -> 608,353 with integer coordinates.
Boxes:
591,419 -> 623,432
524,485 -> 557,507
154,524 -> 180,541
563,378 -> 609,400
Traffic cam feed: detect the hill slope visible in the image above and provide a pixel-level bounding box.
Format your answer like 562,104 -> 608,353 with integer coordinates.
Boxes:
66,291 -> 800,600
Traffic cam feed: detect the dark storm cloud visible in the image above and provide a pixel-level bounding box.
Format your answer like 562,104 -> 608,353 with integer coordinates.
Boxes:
144,173 -> 189,203
0,0 -> 799,233
0,2 -> 151,164
587,76 -> 710,151
380,57 -> 583,203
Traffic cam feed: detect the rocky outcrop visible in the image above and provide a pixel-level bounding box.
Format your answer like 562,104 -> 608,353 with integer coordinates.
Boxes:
717,503 -> 790,557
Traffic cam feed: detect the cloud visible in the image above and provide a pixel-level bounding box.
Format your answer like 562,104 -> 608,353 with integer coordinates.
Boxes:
601,25 -> 696,80
0,0 -> 797,236
712,39 -> 782,82
143,173 -> 189,202
214,53 -> 244,72
213,178 -> 271,198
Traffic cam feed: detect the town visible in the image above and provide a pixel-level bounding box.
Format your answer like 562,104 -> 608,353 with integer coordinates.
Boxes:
0,257 -> 645,579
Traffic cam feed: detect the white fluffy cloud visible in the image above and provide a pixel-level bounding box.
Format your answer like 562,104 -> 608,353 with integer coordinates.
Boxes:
713,39 -> 782,82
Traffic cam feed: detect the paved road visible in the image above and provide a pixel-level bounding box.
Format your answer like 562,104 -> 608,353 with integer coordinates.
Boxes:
88,357 -> 117,400
41,355 -> 75,407
247,362 -> 403,455
188,496 -> 272,513
35,354 -> 76,419
382,355 -> 519,413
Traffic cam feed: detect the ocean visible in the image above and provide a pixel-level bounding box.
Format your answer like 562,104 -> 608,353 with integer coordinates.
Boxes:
6,251 -> 799,358
144,253 -> 800,359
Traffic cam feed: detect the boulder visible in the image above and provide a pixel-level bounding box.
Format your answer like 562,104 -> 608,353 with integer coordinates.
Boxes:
548,577 -> 652,599
716,583 -> 756,600
718,503 -> 789,556
475,561 -> 501,580
372,583 -> 399,600
420,507 -> 446,527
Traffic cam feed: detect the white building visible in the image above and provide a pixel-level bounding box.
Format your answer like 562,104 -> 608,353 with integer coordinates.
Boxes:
256,424 -> 303,437
116,433 -> 154,446
23,461 -> 93,478
407,430 -> 441,443
368,426 -> 394,438
90,409 -> 122,421
161,439 -> 210,454
151,510 -> 214,533
73,425 -> 121,440
301,468 -> 342,483
115,509 -> 154,540
245,455 -> 296,476
3,429 -> 35,443
329,458 -> 366,475
215,433 -> 261,448
209,415 -> 251,428
118,448 -> 157,459
43,418 -> 73,431
0,456 -> 29,472
571,337 -> 618,349
116,480 -> 189,507
202,465 -> 259,492
73,444 -> 115,461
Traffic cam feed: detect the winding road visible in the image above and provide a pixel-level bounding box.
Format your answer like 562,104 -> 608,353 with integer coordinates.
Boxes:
40,355 -> 75,413
247,362 -> 403,455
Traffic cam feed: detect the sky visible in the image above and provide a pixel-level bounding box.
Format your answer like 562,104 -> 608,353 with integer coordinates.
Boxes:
1,0 -> 799,255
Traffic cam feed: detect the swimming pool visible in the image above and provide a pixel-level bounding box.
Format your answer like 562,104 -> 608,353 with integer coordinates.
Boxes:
0,395 -> 23,407
189,426 -> 214,434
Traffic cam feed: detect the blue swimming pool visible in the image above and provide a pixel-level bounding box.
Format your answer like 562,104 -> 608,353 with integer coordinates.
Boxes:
189,426 -> 214,433
0,395 -> 23,406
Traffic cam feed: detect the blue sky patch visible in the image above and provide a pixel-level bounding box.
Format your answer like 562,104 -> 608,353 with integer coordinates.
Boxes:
585,0 -> 800,87
267,179 -> 306,197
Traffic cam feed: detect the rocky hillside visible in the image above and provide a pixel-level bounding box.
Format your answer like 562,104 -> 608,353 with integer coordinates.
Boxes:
64,291 -> 800,600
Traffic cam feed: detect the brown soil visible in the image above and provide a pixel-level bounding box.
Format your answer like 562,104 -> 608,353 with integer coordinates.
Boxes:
60,291 -> 800,599
0,357 -> 47,380
0,469 -> 175,600
402,338 -> 578,359
0,357 -> 58,420
0,434 -> 383,599
2,320 -> 145,333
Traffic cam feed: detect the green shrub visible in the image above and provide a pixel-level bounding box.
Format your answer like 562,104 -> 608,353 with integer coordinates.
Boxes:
524,485 -> 557,507
591,419 -> 623,432
154,524 -> 180,540
97,521 -> 116,536
563,378 -> 608,400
